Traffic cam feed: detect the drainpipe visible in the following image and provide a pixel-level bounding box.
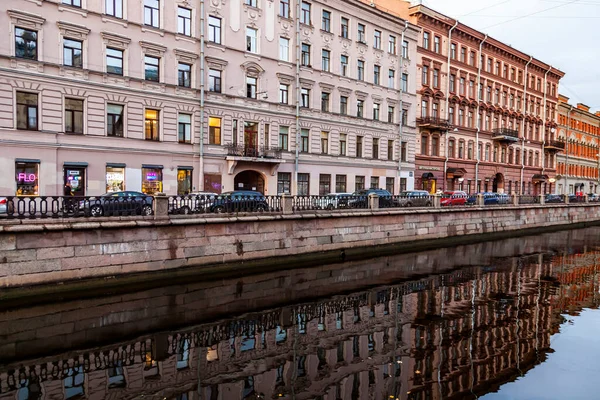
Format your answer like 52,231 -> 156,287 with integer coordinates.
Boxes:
541,64 -> 552,193
443,19 -> 459,192
397,20 -> 409,194
293,0 -> 301,195
199,0 -> 205,190
475,34 -> 488,191
520,56 -> 533,194
565,105 -> 573,194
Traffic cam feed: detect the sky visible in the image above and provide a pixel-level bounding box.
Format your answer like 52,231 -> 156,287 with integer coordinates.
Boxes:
419,0 -> 600,112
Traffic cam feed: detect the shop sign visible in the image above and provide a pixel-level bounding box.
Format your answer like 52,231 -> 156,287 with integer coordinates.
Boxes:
17,173 -> 37,183
418,166 -> 441,171
146,172 -> 159,181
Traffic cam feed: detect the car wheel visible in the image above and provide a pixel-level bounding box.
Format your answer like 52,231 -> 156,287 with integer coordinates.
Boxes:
256,204 -> 267,212
214,205 -> 226,214
180,205 -> 191,215
405,202 -> 413,207
142,205 -> 153,216
326,203 -> 334,210
90,205 -> 103,217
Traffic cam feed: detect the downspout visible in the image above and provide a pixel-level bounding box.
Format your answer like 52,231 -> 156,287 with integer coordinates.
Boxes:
293,0 -> 301,195
443,19 -> 459,191
475,34 -> 488,190
397,20 -> 409,193
199,0 -> 205,190
565,105 -> 573,194
541,64 -> 552,193
520,56 -> 533,194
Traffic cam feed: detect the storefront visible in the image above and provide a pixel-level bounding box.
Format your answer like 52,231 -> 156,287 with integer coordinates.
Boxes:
15,159 -> 39,196
177,167 -> 193,195
141,164 -> 163,195
420,172 -> 437,194
63,162 -> 87,196
106,163 -> 126,193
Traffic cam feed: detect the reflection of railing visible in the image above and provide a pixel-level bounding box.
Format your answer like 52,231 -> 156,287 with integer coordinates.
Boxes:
225,143 -> 283,159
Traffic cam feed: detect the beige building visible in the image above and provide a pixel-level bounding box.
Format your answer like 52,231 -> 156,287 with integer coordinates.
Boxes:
0,0 -> 419,197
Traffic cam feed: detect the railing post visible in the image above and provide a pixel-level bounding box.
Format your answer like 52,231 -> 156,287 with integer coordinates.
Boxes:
153,193 -> 169,219
512,194 -> 519,206
564,194 -> 570,204
369,193 -> 379,210
282,194 -> 294,215
434,194 -> 441,208
584,194 -> 589,203
538,194 -> 545,205
476,193 -> 484,207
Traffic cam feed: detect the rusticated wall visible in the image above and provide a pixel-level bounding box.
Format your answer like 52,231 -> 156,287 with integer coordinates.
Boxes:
0,204 -> 599,289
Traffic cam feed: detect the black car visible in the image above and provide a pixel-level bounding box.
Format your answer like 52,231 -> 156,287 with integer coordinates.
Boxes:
207,190 -> 270,213
348,189 -> 398,208
545,194 -> 563,204
80,191 -> 154,217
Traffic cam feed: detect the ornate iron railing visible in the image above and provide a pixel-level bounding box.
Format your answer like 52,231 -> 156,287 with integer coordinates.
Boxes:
225,144 -> 283,159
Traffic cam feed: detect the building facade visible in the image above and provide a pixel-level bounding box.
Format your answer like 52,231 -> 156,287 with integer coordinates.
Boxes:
556,95 -> 600,195
371,0 -> 565,195
0,0 -> 419,197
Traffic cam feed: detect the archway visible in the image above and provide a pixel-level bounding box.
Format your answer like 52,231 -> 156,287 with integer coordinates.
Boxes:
492,173 -> 505,193
234,170 -> 265,193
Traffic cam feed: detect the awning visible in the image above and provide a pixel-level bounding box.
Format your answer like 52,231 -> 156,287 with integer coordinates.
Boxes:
532,174 -> 549,182
142,164 -> 164,169
15,158 -> 40,164
446,168 -> 467,178
63,162 -> 89,167
422,172 -> 435,179
106,162 -> 126,168
178,166 -> 194,170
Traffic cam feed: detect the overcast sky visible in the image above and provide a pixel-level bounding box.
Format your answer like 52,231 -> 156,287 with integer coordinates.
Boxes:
420,0 -> 600,113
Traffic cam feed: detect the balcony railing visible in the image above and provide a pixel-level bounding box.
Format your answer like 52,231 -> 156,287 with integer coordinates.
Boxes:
544,141 -> 566,152
416,116 -> 452,130
225,144 -> 283,159
492,128 -> 519,142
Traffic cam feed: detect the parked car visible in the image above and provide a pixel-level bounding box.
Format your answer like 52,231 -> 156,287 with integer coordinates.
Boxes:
207,190 -> 270,213
496,193 -> 511,205
313,193 -> 353,210
79,191 -> 154,217
568,194 -> 586,203
588,193 -> 599,202
440,191 -> 467,206
348,189 -> 398,208
0,197 -> 7,215
466,192 -> 499,205
545,194 -> 564,204
170,191 -> 218,214
398,190 -> 432,207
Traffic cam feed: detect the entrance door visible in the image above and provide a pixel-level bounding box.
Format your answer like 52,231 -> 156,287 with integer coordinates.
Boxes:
234,170 -> 265,193
244,122 -> 258,157
64,167 -> 86,196
492,173 -> 504,193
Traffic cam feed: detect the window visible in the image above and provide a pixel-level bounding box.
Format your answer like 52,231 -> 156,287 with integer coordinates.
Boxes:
65,98 -> 84,134
339,133 -> 347,155
458,141 -> 464,159
432,103 -> 438,118
451,43 -> 456,59
355,176 -> 365,191
374,30 -> 381,49
279,37 -> 289,61
388,106 -> 394,123
431,136 -> 439,156
107,104 -> 123,137
340,96 -> 348,115
279,84 -> 289,104
144,56 -> 160,82
357,99 -> 364,118
449,106 -> 454,124
300,129 -> 309,152
178,7 -> 191,36
340,55 -> 348,76
434,36 -> 440,53
459,108 -> 464,126
320,132 -> 329,154
372,138 -> 379,159
388,69 -> 395,89
301,43 -> 310,66
301,88 -> 310,108
321,92 -> 330,112
15,28 -> 37,61
278,126 -> 289,150
245,0 -> 257,7
341,17 -> 349,38
357,60 -> 364,80
503,64 -> 508,78
246,27 -> 258,53
208,16 -> 221,44
145,109 -> 159,141
423,32 -> 430,49
208,69 -> 221,92
358,24 -> 366,43
208,117 -> 221,144
322,49 -> 330,71
144,0 -> 160,28
356,136 -> 363,157
178,63 -> 191,87
298,173 -> 310,195
487,58 -> 492,73
16,92 -> 38,130
373,103 -> 380,120
448,139 -> 455,158
336,175 -> 346,192
470,51 -> 475,66
421,99 -> 428,117
422,66 -> 428,85
370,176 -> 379,189
280,0 -> 290,18
63,38 -> 82,68
402,40 -> 408,58
402,73 -> 408,92
449,74 -> 455,92
467,141 -> 473,159
246,76 -> 257,98
387,140 -> 394,160
278,172 -> 291,194
388,35 -> 396,54
374,65 -> 380,85
495,61 -> 500,75
63,0 -> 82,6
421,135 -> 428,155
433,69 -> 439,88
106,0 -> 123,18
459,77 -> 465,95
301,2 -> 311,24
178,114 -> 192,143
322,10 -> 331,31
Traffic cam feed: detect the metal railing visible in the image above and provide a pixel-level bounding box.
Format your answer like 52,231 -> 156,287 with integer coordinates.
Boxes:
415,116 -> 452,129
292,195 -> 367,211
545,140 -> 566,150
225,144 -> 283,159
168,194 -> 281,214
492,127 -> 519,139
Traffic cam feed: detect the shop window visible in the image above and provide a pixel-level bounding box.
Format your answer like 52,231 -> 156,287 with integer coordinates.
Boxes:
106,165 -> 125,192
142,166 -> 163,195
15,161 -> 39,195
177,168 -> 193,195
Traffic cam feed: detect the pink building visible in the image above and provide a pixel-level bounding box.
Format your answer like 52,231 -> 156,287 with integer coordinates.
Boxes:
0,0 -> 419,197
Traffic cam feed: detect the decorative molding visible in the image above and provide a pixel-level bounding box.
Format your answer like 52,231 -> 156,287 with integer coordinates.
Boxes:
100,32 -> 131,48
7,9 -> 45,28
241,61 -> 265,77
205,56 -> 228,70
57,21 -> 90,39
277,73 -> 294,85
140,41 -> 167,56
174,48 -> 199,63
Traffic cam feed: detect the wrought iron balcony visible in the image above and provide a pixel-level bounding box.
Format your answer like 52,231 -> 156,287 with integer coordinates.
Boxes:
416,116 -> 452,130
544,140 -> 566,152
225,144 -> 283,159
491,128 -> 519,143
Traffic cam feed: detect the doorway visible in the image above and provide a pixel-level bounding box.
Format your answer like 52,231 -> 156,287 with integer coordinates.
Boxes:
492,173 -> 504,193
244,122 -> 259,157
234,170 -> 265,193
64,167 -> 86,196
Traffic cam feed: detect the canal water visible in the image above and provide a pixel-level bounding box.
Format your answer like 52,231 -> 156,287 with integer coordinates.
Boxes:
1,227 -> 600,400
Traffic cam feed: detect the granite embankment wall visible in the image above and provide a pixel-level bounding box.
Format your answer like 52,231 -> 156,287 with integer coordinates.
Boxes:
0,204 -> 599,289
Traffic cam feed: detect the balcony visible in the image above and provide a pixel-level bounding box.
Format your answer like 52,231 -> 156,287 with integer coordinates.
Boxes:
491,128 -> 519,143
225,144 -> 284,174
544,140 -> 566,152
416,116 -> 452,131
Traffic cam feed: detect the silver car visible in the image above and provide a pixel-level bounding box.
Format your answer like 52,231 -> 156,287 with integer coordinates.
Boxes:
398,190 -> 432,207
313,193 -> 353,210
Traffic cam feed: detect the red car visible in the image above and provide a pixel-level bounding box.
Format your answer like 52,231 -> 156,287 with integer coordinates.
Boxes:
441,191 -> 468,206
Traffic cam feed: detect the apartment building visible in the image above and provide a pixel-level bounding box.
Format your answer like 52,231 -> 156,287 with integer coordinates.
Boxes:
556,95 -> 600,195
371,0 -> 565,195
0,0 -> 419,197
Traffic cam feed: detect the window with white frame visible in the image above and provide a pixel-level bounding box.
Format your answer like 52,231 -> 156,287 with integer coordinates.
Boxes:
178,63 -> 191,87
374,30 -> 381,49
301,88 -> 310,108
340,55 -> 348,76
209,69 -> 221,92
279,37 -> 290,61
279,84 -> 289,104
177,7 -> 191,36
63,0 -> 81,7
105,0 -> 123,18
63,38 -> 82,68
322,50 -> 330,72
246,76 -> 257,98
106,48 -> 123,75
301,2 -> 311,24
208,16 -> 221,44
388,35 -> 396,54
280,0 -> 290,18
246,27 -> 258,53
178,114 -> 192,143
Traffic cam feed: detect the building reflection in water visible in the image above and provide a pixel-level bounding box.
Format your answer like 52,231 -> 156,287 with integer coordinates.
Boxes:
1,239 -> 599,400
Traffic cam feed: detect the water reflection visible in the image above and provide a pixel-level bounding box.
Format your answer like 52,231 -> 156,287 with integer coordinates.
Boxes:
1,228 -> 600,400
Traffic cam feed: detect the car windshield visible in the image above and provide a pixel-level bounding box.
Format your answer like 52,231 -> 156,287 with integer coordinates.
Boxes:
442,194 -> 451,198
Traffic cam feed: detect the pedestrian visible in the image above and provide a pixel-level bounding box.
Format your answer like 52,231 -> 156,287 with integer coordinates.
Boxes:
64,181 -> 74,196
63,181 -> 74,213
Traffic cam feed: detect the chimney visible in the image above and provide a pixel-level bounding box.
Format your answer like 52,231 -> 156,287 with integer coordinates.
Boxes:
577,103 -> 590,112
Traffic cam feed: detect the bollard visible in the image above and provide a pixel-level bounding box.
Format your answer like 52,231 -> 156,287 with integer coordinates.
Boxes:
368,193 -> 380,210
476,193 -> 484,207
512,194 -> 519,206
585,194 -> 589,203
282,194 -> 294,214
153,193 -> 169,219
434,194 -> 441,208
538,194 -> 545,205
565,194 -> 570,204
